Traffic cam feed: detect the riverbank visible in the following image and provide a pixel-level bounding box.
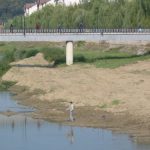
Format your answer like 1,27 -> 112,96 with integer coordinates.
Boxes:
1,48 -> 150,143
7,84 -> 150,144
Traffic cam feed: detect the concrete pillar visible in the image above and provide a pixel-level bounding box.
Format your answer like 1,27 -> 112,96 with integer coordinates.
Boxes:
66,41 -> 73,65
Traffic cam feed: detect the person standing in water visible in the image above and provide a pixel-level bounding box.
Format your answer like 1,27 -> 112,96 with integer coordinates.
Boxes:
66,101 -> 75,122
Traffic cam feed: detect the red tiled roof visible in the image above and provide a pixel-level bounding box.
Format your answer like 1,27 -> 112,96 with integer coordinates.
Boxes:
24,3 -> 36,9
24,0 -> 51,10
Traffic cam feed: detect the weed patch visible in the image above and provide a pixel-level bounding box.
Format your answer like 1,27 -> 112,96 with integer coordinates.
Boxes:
99,103 -> 108,109
111,99 -> 120,105
0,81 -> 16,91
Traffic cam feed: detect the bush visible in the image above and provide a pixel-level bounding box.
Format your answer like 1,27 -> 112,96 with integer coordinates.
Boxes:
0,48 -> 39,77
41,47 -> 65,65
0,61 -> 10,76
77,41 -> 86,47
14,49 -> 39,60
0,81 -> 16,91
0,50 -> 14,77
3,49 -> 15,62
25,49 -> 39,58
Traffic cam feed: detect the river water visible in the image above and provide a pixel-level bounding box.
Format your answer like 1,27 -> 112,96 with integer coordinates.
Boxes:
0,92 -> 150,150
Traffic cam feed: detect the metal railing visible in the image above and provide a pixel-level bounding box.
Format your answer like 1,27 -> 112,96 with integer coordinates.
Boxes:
0,28 -> 150,34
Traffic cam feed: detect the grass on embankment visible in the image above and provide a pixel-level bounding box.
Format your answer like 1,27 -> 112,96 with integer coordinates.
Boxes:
40,44 -> 150,68
0,42 -> 150,68
0,41 -> 150,81
74,49 -> 150,68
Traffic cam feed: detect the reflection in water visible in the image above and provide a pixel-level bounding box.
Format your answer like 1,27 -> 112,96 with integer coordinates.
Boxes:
23,117 -> 27,140
11,120 -> 15,132
0,114 -> 43,127
66,127 -> 74,144
37,119 -> 41,129
0,115 -> 43,134
0,114 -> 150,150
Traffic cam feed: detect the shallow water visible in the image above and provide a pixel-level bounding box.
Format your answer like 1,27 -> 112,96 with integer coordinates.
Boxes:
0,92 -> 150,150
0,92 -> 34,112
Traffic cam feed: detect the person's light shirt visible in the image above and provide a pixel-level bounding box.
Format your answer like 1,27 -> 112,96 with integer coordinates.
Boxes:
69,104 -> 74,112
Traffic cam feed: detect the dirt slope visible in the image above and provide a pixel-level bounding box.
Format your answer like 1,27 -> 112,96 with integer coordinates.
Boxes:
2,53 -> 150,121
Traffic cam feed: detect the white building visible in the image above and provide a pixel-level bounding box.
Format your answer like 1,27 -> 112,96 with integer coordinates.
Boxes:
54,0 -> 81,6
63,0 -> 80,6
37,0 -> 55,10
24,0 -> 81,16
24,3 -> 37,16
24,0 -> 55,16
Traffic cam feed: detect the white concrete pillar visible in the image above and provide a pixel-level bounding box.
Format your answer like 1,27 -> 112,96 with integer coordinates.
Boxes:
66,41 -> 73,65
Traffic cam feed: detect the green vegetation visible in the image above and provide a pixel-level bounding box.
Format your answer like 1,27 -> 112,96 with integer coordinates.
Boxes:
0,61 -> 10,77
0,49 -> 14,76
111,99 -> 120,105
0,42 -> 150,89
8,0 -> 150,29
99,99 -> 121,109
42,47 -> 65,64
74,48 -> 150,68
0,42 -> 150,74
0,81 -> 16,91
99,103 -> 107,109
0,43 -> 40,76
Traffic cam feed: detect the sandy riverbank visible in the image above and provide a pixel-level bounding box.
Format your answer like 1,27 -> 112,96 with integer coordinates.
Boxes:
2,53 -> 150,143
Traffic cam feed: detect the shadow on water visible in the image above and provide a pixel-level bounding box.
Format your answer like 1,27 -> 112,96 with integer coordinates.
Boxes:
0,92 -> 150,150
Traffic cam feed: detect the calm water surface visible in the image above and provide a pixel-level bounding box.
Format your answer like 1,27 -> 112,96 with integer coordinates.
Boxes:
0,92 -> 34,112
0,92 -> 150,150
